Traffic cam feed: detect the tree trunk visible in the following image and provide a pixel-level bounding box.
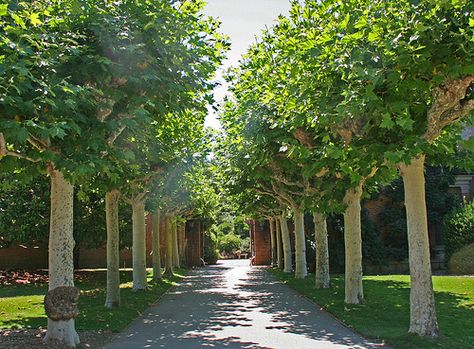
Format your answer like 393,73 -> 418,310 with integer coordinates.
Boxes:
293,208 -> 307,279
164,214 -> 174,276
105,190 -> 120,308
44,169 -> 80,347
275,216 -> 283,269
152,210 -> 162,282
171,216 -> 180,268
280,213 -> 292,273
178,220 -> 186,266
343,185 -> 364,304
399,155 -> 439,337
132,199 -> 147,291
269,218 -> 277,266
313,212 -> 330,289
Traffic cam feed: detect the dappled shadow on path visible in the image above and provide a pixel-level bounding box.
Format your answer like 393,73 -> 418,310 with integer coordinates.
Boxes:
109,260 -> 387,348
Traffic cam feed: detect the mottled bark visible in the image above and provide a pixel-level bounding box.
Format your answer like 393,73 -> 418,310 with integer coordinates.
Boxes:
269,218 -> 277,266
152,211 -> 162,282
280,213 -> 292,273
275,216 -> 283,269
399,155 -> 439,337
313,212 -> 330,289
171,216 -> 180,268
105,190 -> 120,308
44,169 -> 80,347
132,199 -> 147,291
178,220 -> 186,266
343,186 -> 364,304
164,214 -> 174,276
293,208 -> 307,279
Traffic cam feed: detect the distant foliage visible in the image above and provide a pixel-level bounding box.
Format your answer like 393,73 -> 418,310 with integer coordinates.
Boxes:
218,234 -> 242,254
444,201 -> 474,259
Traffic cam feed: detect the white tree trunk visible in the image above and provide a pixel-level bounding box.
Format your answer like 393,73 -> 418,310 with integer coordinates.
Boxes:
132,199 -> 147,291
44,169 -> 80,347
280,213 -> 292,273
275,216 -> 283,269
269,218 -> 276,266
343,186 -> 364,304
171,216 -> 180,268
178,220 -> 186,266
152,210 -> 162,282
399,155 -> 439,337
105,190 -> 120,307
293,208 -> 307,279
313,212 -> 330,289
164,214 -> 174,276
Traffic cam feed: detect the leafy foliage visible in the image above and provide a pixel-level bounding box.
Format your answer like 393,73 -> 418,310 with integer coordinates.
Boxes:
444,201 -> 474,259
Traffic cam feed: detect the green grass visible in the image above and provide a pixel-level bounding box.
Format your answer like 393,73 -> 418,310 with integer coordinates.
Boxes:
270,269 -> 474,349
0,269 -> 185,332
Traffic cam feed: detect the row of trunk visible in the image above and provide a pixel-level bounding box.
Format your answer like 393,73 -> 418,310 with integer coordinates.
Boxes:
45,171 -> 186,347
266,155 -> 438,336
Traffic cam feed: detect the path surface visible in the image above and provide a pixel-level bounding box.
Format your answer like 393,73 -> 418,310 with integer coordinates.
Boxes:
106,260 -> 387,349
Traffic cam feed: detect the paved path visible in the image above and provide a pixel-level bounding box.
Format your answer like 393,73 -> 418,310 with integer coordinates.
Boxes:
106,260 -> 387,349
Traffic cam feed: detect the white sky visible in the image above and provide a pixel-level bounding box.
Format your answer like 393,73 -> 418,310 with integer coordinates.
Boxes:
203,0 -> 291,129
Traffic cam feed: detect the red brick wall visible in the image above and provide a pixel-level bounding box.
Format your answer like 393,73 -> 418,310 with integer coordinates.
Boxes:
1,217 -> 204,270
0,246 -> 48,269
253,220 -> 271,265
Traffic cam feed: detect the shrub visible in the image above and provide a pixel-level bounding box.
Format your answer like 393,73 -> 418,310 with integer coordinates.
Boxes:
444,201 -> 474,259
203,231 -> 219,264
218,233 -> 242,254
239,237 -> 250,254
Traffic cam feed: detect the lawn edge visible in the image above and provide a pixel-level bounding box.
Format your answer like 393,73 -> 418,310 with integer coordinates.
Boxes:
104,269 -> 187,347
267,268 -> 392,348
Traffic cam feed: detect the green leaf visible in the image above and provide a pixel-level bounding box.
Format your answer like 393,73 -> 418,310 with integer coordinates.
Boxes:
0,4 -> 7,17
29,13 -> 42,26
368,31 -> 379,42
396,116 -> 414,131
380,113 -> 395,129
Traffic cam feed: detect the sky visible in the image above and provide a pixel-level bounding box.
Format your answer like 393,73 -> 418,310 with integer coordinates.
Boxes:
202,0 -> 291,129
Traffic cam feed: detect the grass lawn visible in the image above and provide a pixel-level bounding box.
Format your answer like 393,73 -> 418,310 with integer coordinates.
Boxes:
270,269 -> 474,349
0,268 -> 185,332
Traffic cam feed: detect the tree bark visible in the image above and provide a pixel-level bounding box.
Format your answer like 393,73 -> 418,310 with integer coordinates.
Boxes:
275,216 -> 283,269
313,212 -> 330,289
293,208 -> 307,279
178,220 -> 186,266
164,214 -> 174,276
105,190 -> 120,308
132,199 -> 147,291
343,185 -> 364,304
44,169 -> 80,347
399,155 -> 439,337
171,216 -> 180,268
152,210 -> 162,282
269,218 -> 277,266
280,213 -> 292,273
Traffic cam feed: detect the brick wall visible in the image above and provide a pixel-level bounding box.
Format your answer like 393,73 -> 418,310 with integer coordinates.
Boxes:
253,220 -> 271,265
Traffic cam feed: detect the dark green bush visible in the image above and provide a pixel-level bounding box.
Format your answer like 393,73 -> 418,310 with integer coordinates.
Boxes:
203,230 -> 219,264
444,201 -> 474,259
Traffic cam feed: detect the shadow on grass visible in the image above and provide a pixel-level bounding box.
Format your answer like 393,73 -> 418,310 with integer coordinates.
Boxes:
271,270 -> 474,349
0,268 -> 184,333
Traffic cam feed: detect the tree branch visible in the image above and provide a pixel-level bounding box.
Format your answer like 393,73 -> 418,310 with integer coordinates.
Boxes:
425,76 -> 474,143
